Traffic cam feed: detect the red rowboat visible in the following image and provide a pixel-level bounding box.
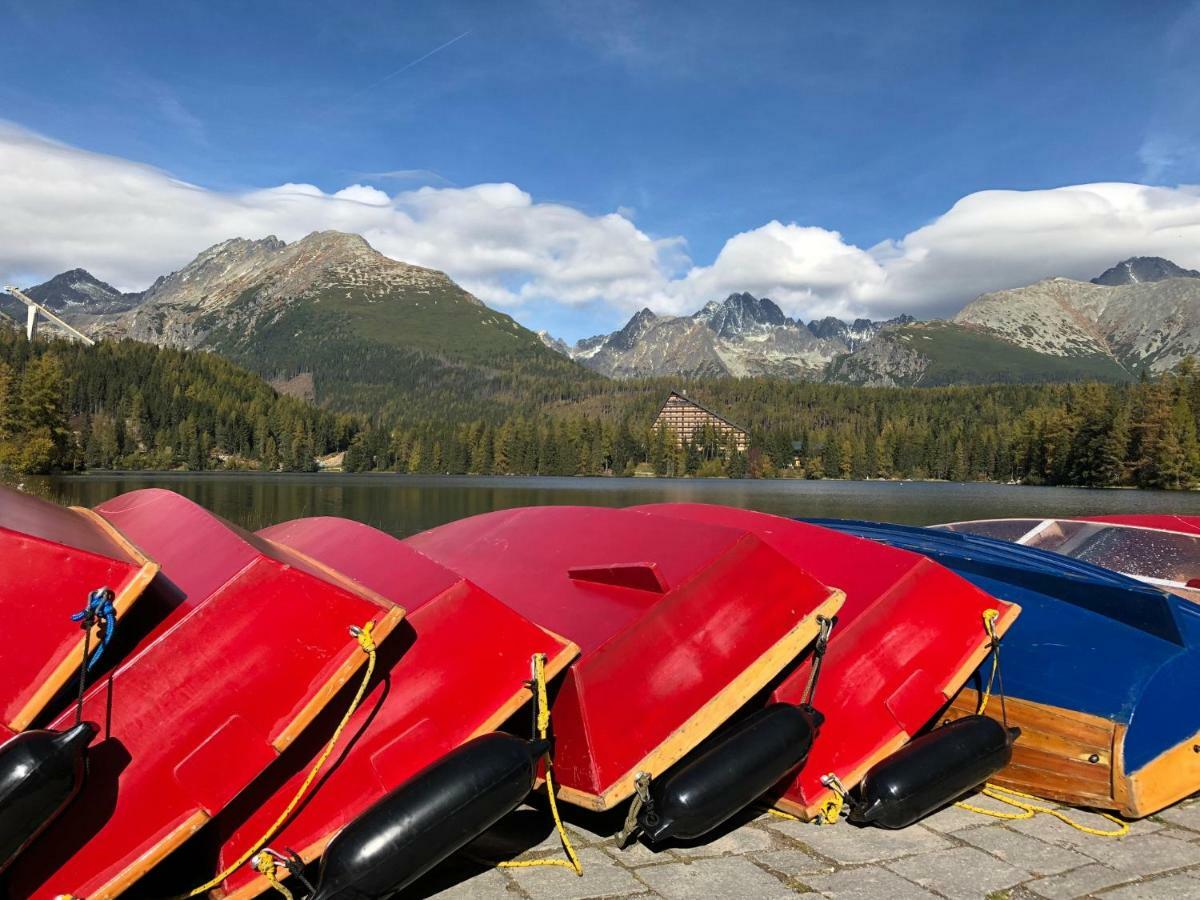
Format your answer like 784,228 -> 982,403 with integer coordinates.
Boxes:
406,506 -> 845,810
0,485 -> 157,737
630,504 -> 1019,819
213,517 -> 578,899
7,490 -> 403,900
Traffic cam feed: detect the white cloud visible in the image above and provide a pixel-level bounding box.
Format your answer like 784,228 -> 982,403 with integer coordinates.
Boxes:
0,123 -> 682,314
4,122 -> 1200,331
669,182 -> 1200,321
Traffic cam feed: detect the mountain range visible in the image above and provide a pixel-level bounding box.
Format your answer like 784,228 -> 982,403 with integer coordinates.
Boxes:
15,231 -> 581,417
554,294 -> 912,379
15,236 -> 1200,404
541,256 -> 1200,386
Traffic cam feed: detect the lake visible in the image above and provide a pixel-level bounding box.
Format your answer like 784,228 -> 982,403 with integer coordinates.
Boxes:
31,474 -> 1200,538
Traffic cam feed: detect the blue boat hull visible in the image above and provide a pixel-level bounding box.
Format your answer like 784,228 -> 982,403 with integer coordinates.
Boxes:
805,518 -> 1200,816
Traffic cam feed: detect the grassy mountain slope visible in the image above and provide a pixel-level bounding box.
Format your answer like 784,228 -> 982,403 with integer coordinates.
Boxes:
833,321 -> 1133,386
204,283 -> 598,423
905,323 -> 1131,384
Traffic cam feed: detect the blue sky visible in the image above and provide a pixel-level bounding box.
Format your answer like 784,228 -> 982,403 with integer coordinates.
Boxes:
3,0 -> 1199,340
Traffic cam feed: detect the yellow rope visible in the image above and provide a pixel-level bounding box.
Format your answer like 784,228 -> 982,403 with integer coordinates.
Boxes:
171,620 -> 380,898
977,609 -> 1000,716
497,653 -> 583,876
956,783 -> 1129,837
252,853 -> 296,900
763,772 -> 846,826
816,773 -> 847,825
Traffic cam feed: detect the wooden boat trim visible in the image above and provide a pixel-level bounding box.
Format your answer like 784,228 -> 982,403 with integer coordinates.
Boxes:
1119,722 -> 1200,817
945,687 -> 1120,810
73,505 -> 153,562
64,605 -> 404,897
1111,723 -> 1131,813
552,590 -> 846,811
768,603 -> 1019,821
218,634 -> 580,900
88,809 -> 209,899
271,604 -> 406,751
940,603 -> 1021,699
7,509 -> 159,732
774,730 -> 910,821
260,537 -> 397,612
467,637 -> 579,740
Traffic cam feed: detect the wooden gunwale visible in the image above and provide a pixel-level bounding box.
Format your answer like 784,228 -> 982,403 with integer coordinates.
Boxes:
551,591 -> 846,811
216,637 -> 579,900
6,508 -> 159,732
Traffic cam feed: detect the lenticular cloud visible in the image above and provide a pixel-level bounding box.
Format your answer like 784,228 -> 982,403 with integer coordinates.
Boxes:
3,122 -> 1200,322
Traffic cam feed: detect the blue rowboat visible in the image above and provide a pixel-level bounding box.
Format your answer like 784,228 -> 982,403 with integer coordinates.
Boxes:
803,518 -> 1200,817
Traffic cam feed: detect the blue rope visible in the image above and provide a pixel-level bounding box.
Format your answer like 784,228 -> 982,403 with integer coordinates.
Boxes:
72,587 -> 117,673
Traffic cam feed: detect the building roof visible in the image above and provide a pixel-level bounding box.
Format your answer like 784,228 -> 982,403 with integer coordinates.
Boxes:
657,390 -> 748,435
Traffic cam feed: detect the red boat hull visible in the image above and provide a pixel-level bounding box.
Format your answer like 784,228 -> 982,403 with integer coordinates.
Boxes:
214,517 -> 577,899
1079,515 -> 1200,536
7,491 -> 403,900
0,485 -> 157,733
631,504 -> 1019,819
406,506 -> 845,809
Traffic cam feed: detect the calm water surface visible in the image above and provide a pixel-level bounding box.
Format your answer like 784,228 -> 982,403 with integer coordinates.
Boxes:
33,474 -> 1200,538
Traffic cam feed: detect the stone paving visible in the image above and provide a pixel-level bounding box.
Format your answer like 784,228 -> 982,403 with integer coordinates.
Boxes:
399,794 -> 1200,900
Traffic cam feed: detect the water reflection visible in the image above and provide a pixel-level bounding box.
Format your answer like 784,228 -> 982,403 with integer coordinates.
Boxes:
33,474 -> 1200,539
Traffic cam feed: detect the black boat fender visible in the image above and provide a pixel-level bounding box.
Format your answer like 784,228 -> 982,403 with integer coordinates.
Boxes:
306,731 -> 550,900
849,715 -> 1019,830
627,614 -> 837,846
0,721 -> 97,873
634,703 -> 823,844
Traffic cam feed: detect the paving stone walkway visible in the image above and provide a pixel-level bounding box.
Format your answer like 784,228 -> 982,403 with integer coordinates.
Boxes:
400,794 -> 1200,900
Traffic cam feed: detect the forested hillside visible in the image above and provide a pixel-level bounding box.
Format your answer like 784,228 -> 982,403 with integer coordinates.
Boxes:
345,369 -> 1200,490
0,330 -> 359,473
3,327 -> 1199,490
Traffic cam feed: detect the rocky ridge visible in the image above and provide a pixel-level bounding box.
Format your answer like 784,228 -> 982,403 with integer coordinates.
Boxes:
561,293 -> 889,379
1092,256 -> 1200,286
100,231 -> 482,349
953,275 -> 1200,374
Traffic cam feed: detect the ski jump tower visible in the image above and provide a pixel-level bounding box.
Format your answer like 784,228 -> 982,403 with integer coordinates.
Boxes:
3,286 -> 95,346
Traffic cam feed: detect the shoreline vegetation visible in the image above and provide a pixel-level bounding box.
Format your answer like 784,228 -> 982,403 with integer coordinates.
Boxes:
3,329 -> 1200,491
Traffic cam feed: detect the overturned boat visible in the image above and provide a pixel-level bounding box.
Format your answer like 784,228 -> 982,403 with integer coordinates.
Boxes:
213,516 -> 578,899
406,505 -> 844,822
6,490 -> 403,900
810,518 -> 1200,817
631,504 -> 1019,822
937,516 -> 1200,602
0,485 -> 157,738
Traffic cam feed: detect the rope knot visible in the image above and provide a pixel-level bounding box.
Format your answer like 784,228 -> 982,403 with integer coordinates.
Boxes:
71,587 -> 117,674
817,773 -> 847,825
982,608 -> 999,643
252,852 -> 295,900
977,609 -> 1004,718
352,620 -> 376,654
72,586 -> 115,629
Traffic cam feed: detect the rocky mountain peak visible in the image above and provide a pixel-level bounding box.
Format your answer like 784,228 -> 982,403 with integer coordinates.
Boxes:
1092,256 -> 1200,286
608,307 -> 658,351
537,330 -> 570,355
694,292 -> 788,338
22,268 -> 142,313
805,313 -> 912,351
286,230 -> 376,260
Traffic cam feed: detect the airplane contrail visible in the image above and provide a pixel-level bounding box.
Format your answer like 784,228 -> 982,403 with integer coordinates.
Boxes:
355,30 -> 472,97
